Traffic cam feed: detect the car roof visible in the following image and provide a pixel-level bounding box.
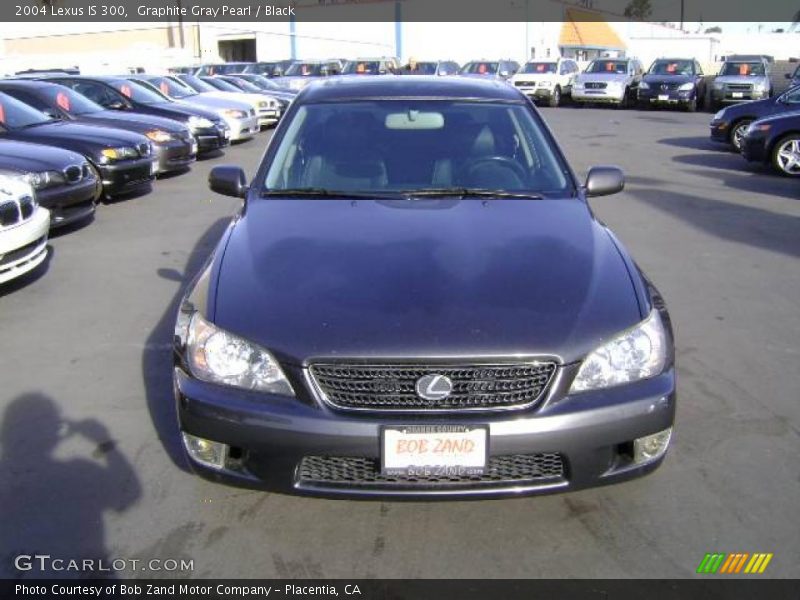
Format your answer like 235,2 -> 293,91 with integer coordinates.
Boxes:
297,75 -> 526,103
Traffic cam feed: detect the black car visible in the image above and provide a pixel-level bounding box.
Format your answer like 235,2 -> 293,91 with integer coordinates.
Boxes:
710,84 -> 800,151
0,140 -> 99,228
740,110 -> 800,177
0,80 -> 196,175
40,75 -> 230,155
173,77 -> 676,498
637,58 -> 707,112
0,92 -> 155,200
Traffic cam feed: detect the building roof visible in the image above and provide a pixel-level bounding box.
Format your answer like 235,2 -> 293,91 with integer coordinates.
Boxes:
559,8 -> 626,50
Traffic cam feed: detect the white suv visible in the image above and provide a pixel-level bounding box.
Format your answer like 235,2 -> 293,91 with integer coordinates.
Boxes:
510,58 -> 580,107
0,174 -> 50,285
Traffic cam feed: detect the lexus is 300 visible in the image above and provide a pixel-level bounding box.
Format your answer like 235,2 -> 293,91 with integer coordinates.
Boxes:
173,77 -> 676,498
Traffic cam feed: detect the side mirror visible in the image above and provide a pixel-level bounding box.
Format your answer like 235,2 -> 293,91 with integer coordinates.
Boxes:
209,165 -> 248,198
585,166 -> 624,197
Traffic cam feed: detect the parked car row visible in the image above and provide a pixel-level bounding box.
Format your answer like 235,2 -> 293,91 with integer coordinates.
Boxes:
710,83 -> 800,177
0,72 -> 292,288
176,55 -> 780,113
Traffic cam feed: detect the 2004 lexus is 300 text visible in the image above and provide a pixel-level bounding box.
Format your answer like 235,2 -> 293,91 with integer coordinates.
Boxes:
173,76 -> 675,498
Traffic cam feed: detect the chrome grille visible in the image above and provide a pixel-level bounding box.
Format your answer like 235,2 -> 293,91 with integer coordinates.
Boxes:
514,80 -> 535,87
19,196 -> 34,220
585,82 -> 607,89
308,361 -> 558,412
297,453 -> 565,488
726,83 -> 753,92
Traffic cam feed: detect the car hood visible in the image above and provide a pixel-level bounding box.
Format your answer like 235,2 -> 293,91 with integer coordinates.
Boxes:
3,121 -> 148,155
577,72 -> 629,83
142,101 -> 220,122
751,108 -> 800,126
175,95 -> 253,112
81,110 -> 187,133
512,72 -> 556,81
0,139 -> 87,172
643,74 -> 694,85
718,95 -> 780,119
212,198 -> 643,365
714,75 -> 766,84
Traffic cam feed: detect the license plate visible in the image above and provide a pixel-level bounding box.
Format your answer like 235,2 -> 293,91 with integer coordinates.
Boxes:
732,92 -> 744,98
658,94 -> 669,101
150,160 -> 158,175
191,141 -> 198,154
382,425 -> 488,476
222,129 -> 230,139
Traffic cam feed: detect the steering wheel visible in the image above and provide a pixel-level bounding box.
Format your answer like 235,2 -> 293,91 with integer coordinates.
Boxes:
463,156 -> 528,187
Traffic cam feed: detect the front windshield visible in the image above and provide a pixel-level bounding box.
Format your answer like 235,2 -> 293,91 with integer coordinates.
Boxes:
178,75 -> 217,93
343,61 -> 382,75
461,62 -> 498,75
285,63 -> 325,77
200,77 -> 242,92
402,62 -> 437,74
649,60 -> 694,76
0,92 -> 54,129
521,62 -> 557,74
147,76 -> 195,99
586,60 -> 629,74
110,79 -> 169,104
264,100 -> 570,195
720,62 -> 765,77
43,86 -> 102,115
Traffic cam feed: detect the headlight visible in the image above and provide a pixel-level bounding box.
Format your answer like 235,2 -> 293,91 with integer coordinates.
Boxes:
753,82 -> 766,92
538,80 -> 551,87
25,170 -> 65,190
570,309 -> 667,393
639,81 -> 650,90
98,146 -> 138,164
187,116 -> 214,130
186,312 -> 294,396
573,82 -> 584,89
678,82 -> 694,91
221,108 -> 248,119
713,109 -> 726,120
145,129 -> 173,143
713,81 -> 724,90
747,122 -> 771,134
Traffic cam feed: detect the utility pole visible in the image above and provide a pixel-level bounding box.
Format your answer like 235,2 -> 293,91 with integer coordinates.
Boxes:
680,0 -> 685,31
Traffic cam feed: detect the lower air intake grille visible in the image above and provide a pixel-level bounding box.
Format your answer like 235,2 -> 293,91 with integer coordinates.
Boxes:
297,453 -> 565,488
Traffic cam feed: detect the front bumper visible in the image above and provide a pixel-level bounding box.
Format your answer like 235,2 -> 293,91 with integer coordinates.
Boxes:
220,115 -> 259,141
0,207 -> 49,284
97,156 -> 156,198
572,88 -> 625,103
711,88 -> 769,104
257,109 -> 280,127
153,137 -> 197,174
515,85 -> 555,100
175,364 -> 676,498
193,124 -> 231,154
36,177 -> 100,228
638,88 -> 694,106
740,133 -> 769,163
709,120 -> 730,144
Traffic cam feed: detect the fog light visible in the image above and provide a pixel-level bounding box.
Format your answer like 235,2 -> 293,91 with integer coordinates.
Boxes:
182,433 -> 228,469
633,427 -> 672,464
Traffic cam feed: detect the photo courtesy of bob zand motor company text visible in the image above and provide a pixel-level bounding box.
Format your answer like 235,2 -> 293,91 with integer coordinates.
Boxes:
0,0 -> 797,599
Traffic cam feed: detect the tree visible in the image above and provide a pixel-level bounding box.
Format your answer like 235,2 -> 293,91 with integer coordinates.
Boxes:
624,0 -> 652,20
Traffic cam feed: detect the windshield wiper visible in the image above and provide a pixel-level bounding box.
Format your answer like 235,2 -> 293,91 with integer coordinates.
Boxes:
261,188 -> 399,199
399,188 -> 544,200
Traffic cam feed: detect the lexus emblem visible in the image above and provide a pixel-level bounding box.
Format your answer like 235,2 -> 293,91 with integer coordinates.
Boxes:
415,374 -> 453,401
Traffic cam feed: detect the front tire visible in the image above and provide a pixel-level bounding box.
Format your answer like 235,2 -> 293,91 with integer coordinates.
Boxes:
771,134 -> 800,177
730,119 -> 753,152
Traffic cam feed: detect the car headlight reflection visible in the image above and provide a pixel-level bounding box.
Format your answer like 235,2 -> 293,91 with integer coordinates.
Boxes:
187,115 -> 214,130
145,129 -> 173,143
98,146 -> 138,164
678,82 -> 695,91
186,312 -> 294,396
570,309 -> 667,393
26,170 -> 65,190
221,109 -> 248,119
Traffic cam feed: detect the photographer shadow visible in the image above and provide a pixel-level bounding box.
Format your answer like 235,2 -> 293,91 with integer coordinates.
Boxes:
0,392 -> 141,579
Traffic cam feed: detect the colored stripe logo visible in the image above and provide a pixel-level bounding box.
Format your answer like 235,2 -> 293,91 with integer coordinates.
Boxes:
696,553 -> 773,574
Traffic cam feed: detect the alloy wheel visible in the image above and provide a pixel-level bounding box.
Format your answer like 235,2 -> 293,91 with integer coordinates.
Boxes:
774,137 -> 800,176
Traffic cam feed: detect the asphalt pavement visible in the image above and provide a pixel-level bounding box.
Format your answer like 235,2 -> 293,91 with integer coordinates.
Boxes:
0,106 -> 798,579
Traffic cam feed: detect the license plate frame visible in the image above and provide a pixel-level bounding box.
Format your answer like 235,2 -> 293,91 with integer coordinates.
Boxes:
381,425 -> 489,477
